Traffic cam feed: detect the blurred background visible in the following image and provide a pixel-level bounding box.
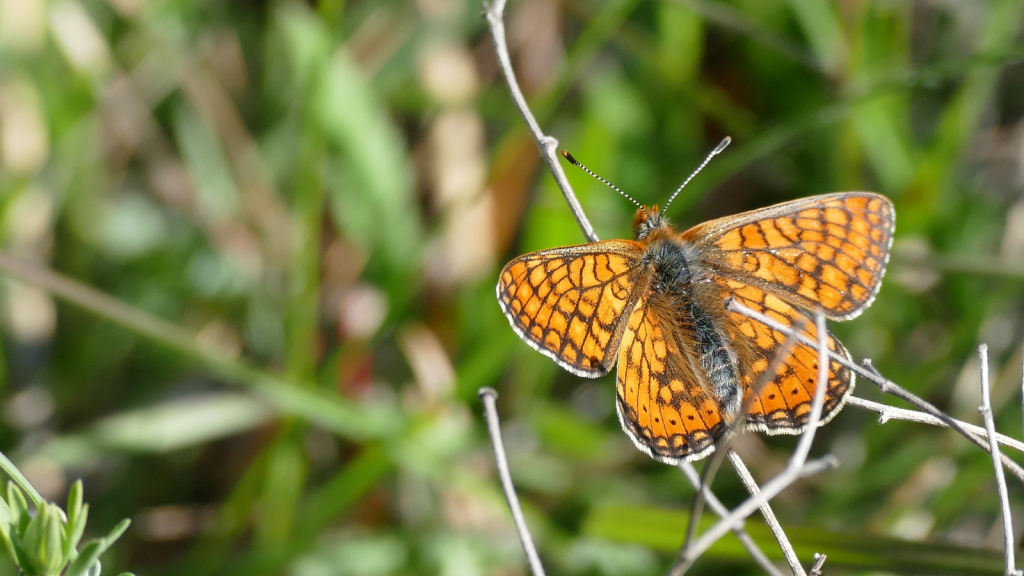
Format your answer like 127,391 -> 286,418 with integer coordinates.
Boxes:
0,0 -> 1023,574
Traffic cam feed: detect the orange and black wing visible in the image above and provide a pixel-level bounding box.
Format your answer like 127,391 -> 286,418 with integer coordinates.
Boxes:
615,292 -> 729,463
717,278 -> 854,433
682,193 -> 894,321
497,240 -> 647,377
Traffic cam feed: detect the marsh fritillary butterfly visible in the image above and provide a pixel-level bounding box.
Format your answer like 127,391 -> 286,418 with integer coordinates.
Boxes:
497,151 -> 894,463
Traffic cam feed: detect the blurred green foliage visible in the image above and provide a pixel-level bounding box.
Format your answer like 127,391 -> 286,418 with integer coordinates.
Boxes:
0,0 -> 1023,574
0,476 -> 130,576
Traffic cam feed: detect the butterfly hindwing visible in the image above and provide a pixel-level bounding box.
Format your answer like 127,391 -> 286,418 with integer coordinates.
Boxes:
615,292 -> 729,463
717,278 -> 854,433
496,240 -> 647,377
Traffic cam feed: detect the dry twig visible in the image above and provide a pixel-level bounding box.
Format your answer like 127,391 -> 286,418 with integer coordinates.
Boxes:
677,462 -> 785,576
681,323 -> 805,574
669,312 -> 836,574
478,388 -> 546,576
807,553 -> 827,576
483,0 -> 598,243
845,396 -> 1024,454
978,346 -> 1020,576
728,451 -> 803,576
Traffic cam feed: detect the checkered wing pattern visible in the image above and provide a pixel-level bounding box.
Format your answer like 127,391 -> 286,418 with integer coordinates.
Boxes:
717,278 -> 854,433
497,241 -> 647,377
615,292 -> 726,463
682,193 -> 894,320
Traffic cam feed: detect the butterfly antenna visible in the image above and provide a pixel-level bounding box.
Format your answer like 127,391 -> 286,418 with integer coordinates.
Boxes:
662,136 -> 732,213
560,150 -> 647,215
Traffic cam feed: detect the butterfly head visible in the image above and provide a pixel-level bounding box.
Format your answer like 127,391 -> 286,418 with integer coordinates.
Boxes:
633,205 -> 668,240
562,137 -> 731,241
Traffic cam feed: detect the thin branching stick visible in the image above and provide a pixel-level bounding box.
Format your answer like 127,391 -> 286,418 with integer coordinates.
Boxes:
678,461 -> 785,576
682,325 -> 802,552
728,451 -> 804,576
676,456 -> 837,571
483,0 -> 598,243
682,322 -> 807,574
978,346 -> 1019,576
669,312 -> 836,573
845,396 -> 1024,453
479,388 -> 547,576
807,553 -> 827,576
727,299 -> 1024,483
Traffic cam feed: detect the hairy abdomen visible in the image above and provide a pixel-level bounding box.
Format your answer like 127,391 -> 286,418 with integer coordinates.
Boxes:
648,238 -> 740,415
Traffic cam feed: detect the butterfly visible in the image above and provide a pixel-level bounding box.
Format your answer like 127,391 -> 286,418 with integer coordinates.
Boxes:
496,152 -> 894,464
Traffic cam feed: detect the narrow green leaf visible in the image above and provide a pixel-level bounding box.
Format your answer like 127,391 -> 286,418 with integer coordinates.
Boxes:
0,495 -> 17,565
63,519 -> 129,576
1,457 -> 45,512
319,48 -> 420,276
171,101 -> 242,224
255,439 -> 306,545
89,393 -> 275,454
100,519 -> 130,547
63,540 -> 102,576
0,495 -> 12,536
786,0 -> 845,72
66,481 -> 82,525
42,505 -> 67,574
7,483 -> 29,532
67,503 -> 88,558
65,480 -> 83,557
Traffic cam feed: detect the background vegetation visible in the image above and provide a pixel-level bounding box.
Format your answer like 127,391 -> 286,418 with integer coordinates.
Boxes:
0,0 -> 1023,573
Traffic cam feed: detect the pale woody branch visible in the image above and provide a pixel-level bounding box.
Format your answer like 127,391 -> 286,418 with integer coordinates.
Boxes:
669,312 -> 836,575
727,451 -> 803,575
807,553 -> 827,576
682,326 -> 806,575
678,461 -> 785,576
483,0 -> 598,243
978,345 -> 1021,576
478,387 -> 547,576
845,396 -> 1024,453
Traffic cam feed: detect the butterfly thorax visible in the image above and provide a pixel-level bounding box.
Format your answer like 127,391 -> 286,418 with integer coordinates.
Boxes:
638,221 -> 742,418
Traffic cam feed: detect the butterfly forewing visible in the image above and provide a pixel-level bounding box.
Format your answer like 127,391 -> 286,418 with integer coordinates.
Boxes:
496,240 -> 647,377
682,193 -> 894,320
615,293 -> 725,463
719,278 -> 854,433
